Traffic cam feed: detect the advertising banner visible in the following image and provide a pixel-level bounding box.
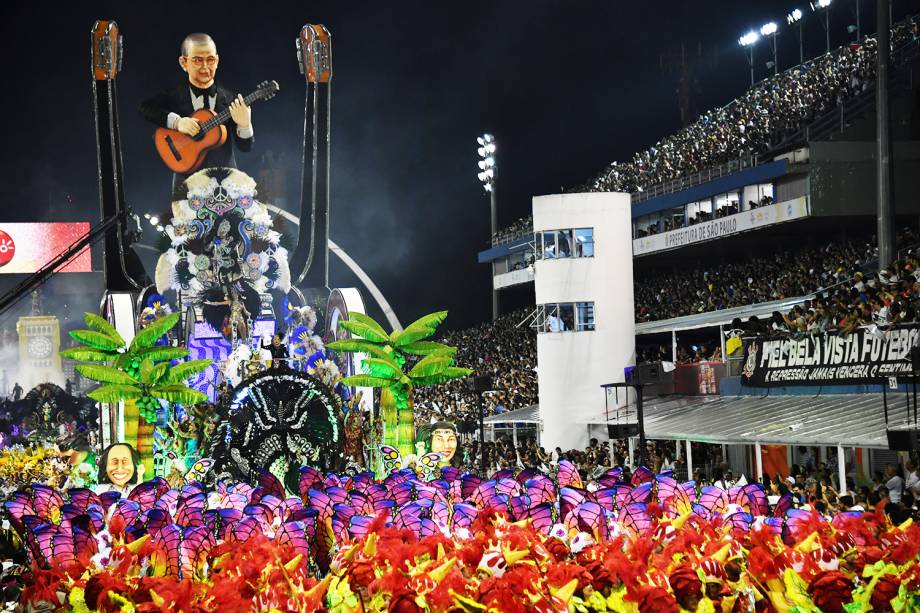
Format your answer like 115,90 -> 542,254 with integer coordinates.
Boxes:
740,325 -> 920,387
633,197 -> 809,256
0,223 -> 91,273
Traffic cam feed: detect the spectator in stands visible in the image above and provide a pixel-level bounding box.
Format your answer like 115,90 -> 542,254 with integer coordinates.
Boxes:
413,309 -> 539,430
577,17 -> 917,195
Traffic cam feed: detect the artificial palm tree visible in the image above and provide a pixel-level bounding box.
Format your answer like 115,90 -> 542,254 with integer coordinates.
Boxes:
61,312 -> 212,474
326,311 -> 471,459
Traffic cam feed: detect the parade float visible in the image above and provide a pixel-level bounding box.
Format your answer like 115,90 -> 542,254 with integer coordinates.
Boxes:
0,17 -> 918,613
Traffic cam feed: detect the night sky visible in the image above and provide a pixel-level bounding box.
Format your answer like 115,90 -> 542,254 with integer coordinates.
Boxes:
0,1 -> 891,331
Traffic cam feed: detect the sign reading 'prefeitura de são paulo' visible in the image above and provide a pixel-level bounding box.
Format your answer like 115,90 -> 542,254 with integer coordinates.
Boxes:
633,197 -> 809,256
741,325 -> 920,387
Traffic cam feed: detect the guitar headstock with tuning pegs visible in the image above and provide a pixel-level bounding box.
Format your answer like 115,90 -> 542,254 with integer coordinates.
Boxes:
91,20 -> 122,81
253,80 -> 280,102
296,24 -> 332,84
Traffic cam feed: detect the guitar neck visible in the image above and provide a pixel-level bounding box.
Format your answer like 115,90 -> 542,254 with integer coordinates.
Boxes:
199,90 -> 263,132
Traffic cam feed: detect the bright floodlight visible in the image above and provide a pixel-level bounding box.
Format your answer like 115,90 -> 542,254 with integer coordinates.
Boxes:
787,8 -> 803,23
810,0 -> 831,10
149,216 -> 159,226
760,22 -> 778,36
155,225 -> 164,233
477,132 -> 496,191
738,31 -> 760,47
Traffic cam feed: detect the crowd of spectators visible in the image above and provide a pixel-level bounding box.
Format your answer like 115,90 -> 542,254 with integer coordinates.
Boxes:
759,244 -> 920,337
636,342 -> 722,365
635,231 -> 886,322
414,309 -> 538,430
491,215 -> 533,246
579,16 -> 919,194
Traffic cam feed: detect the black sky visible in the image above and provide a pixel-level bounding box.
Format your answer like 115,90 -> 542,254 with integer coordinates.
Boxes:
0,1 -> 892,331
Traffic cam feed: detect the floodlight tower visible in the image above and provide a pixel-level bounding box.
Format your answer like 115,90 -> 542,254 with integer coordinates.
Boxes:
811,0 -> 833,54
477,133 -> 498,321
787,9 -> 805,64
738,30 -> 760,86
760,22 -> 779,75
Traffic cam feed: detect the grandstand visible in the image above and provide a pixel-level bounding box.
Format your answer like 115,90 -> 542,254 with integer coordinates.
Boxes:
440,14 -> 920,479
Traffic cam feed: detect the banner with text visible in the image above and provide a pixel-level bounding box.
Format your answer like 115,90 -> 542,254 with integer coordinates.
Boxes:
633,197 -> 809,256
740,325 -> 920,387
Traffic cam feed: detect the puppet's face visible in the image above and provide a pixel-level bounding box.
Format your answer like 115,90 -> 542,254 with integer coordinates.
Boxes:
180,40 -> 219,89
106,445 -> 135,487
430,427 -> 458,461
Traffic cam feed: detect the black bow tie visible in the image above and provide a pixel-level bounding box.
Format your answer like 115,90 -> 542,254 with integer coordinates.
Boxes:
189,83 -> 217,99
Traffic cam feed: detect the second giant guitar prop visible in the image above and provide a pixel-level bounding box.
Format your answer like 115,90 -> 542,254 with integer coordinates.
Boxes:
153,80 -> 279,173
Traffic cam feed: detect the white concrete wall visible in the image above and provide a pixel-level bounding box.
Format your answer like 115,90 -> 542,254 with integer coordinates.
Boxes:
533,192 -> 635,451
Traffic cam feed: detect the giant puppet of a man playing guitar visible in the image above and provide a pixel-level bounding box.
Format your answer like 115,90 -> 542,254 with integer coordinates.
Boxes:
140,33 -> 277,184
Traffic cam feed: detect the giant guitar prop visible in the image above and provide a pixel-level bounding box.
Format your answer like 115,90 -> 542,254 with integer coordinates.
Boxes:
153,80 -> 279,173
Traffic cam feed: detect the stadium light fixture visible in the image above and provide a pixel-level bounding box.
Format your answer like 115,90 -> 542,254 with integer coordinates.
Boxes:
738,31 -> 759,86
760,22 -> 779,75
810,0 -> 832,53
476,132 -> 499,320
738,31 -> 759,47
787,9 -> 805,63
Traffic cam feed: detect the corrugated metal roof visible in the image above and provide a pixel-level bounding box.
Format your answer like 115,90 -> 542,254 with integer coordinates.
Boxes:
580,394 -> 912,448
484,404 -> 541,424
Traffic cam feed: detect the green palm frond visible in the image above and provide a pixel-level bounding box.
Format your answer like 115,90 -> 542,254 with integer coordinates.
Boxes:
345,312 -> 389,340
410,367 -> 474,387
404,311 -> 448,331
87,384 -> 143,403
59,347 -> 117,363
149,384 -> 208,405
392,323 -> 439,347
69,329 -> 124,351
75,364 -> 138,385
163,360 -> 213,384
362,358 -> 403,379
338,320 -> 390,344
129,312 -> 180,353
326,339 -> 398,366
139,359 -> 169,385
340,374 -> 395,389
83,313 -> 125,347
408,354 -> 453,378
398,341 -> 458,357
133,346 -> 190,362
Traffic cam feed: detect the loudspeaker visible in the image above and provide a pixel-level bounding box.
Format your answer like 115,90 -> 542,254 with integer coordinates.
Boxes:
465,375 -> 493,393
886,428 -> 919,451
607,424 -> 640,439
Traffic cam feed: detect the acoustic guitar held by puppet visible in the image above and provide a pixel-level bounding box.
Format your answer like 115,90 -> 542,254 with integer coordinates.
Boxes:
153,80 -> 279,173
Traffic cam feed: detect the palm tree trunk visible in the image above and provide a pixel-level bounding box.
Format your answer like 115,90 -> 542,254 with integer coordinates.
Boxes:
122,398 -> 138,453
397,392 -> 416,459
136,414 -> 155,479
380,387 -> 398,448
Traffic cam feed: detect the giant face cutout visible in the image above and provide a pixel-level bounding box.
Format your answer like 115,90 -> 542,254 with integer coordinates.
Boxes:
430,427 -> 458,462
105,444 -> 136,488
